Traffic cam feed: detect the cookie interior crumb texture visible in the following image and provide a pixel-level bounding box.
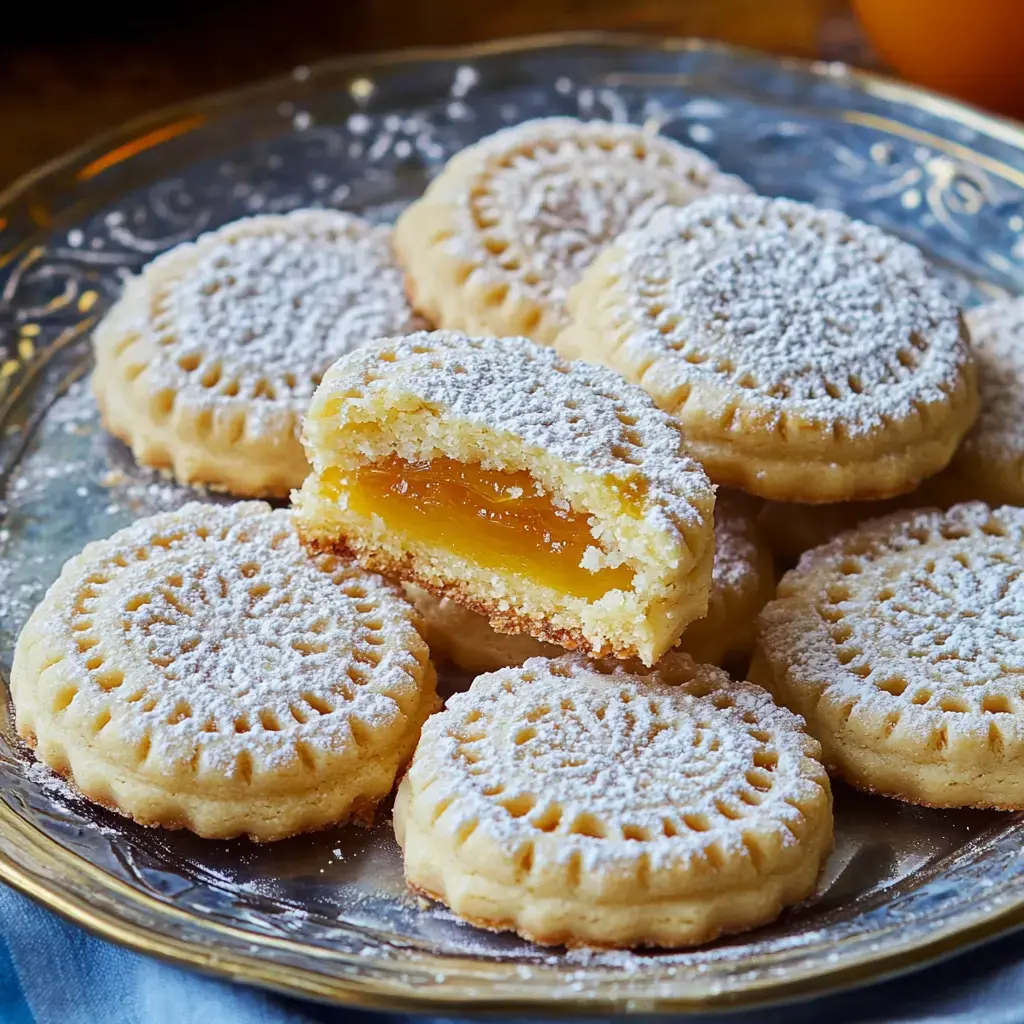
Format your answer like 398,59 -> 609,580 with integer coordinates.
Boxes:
295,330 -> 716,665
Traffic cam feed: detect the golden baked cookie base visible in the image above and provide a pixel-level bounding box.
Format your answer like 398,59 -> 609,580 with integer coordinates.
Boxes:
17,719 -> 426,842
397,814 -> 829,949
678,429 -> 970,505
93,380 -> 305,498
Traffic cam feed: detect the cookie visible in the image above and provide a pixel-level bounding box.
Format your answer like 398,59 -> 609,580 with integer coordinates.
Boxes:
394,653 -> 832,948
557,194 -> 977,503
295,330 -> 715,666
407,490 -> 772,673
937,297 -> 1024,506
11,501 -> 437,841
394,117 -> 749,344
752,503 -> 1024,808
92,210 -> 420,497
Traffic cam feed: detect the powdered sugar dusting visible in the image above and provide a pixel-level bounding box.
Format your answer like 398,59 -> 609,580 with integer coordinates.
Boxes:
763,502 -> 1024,720
25,757 -> 90,807
28,501 -> 428,776
409,653 -> 826,875
612,194 -> 969,436
962,297 -> 1024,464
448,117 -> 749,310
310,331 -> 712,535
107,210 -> 418,436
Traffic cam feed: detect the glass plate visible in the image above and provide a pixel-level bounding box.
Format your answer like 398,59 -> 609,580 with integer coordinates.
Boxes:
1,32 -> 1023,1015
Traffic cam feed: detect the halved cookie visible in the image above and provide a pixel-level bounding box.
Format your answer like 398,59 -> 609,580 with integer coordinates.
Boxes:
407,490 -> 773,673
752,503 -> 1024,808
394,117 -> 749,344
394,653 -> 832,948
558,194 -> 977,503
11,501 -> 437,841
294,331 -> 715,665
93,210 -> 420,497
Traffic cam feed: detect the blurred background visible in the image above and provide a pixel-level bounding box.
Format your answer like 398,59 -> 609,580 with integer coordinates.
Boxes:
2,0 -> 1022,187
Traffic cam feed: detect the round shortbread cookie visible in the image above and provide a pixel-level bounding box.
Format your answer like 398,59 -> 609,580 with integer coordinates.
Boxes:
937,297 -> 1024,506
92,210 -> 420,497
557,194 -> 977,503
752,503 -> 1024,809
394,653 -> 832,948
407,491 -> 773,673
11,501 -> 437,841
394,117 -> 749,344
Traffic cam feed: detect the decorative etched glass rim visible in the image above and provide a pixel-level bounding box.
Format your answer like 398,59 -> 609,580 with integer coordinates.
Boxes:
2,31 -> 1024,1014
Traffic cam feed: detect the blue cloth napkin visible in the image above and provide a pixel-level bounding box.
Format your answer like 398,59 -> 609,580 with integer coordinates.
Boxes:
3,882 -> 1024,1024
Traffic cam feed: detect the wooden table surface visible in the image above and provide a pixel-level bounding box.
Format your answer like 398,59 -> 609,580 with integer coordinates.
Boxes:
0,0 -> 865,189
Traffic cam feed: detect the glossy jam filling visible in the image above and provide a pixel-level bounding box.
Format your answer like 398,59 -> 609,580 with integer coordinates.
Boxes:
320,456 -> 635,600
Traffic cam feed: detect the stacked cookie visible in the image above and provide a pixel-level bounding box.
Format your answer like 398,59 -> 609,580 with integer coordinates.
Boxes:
12,114 -> 1018,950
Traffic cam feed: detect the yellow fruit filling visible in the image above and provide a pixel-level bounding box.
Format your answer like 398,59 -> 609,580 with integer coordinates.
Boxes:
319,456 -> 635,600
